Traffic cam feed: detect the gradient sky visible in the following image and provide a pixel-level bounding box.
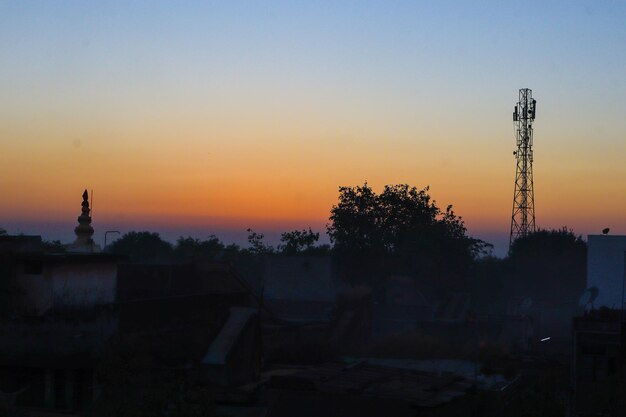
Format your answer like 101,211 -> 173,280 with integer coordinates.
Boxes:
1,1 -> 625,255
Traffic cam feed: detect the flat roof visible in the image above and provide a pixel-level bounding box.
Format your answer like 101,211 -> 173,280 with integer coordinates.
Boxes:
20,252 -> 128,263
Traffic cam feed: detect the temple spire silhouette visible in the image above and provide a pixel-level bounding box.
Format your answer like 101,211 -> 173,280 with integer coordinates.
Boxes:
69,189 -> 100,252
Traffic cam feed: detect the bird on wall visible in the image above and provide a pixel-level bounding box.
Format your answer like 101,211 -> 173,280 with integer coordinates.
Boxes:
602,228 -> 610,235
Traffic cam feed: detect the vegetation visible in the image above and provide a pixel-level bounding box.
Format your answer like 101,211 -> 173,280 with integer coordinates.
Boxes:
245,229 -> 274,255
327,183 -> 490,292
471,227 -> 587,314
107,231 -> 175,263
107,227 -> 331,264
245,228 -> 331,255
509,227 -> 586,259
509,227 -> 587,302
41,239 -> 66,253
278,228 -> 330,255
174,235 -> 243,262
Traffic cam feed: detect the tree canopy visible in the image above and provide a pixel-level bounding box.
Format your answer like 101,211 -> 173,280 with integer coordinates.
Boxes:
508,227 -> 587,302
107,227 -> 330,263
278,228 -> 330,255
327,183 -> 489,290
107,231 -> 174,263
42,239 -> 66,253
509,227 -> 586,259
245,228 -> 329,256
174,235 -> 242,262
246,229 -> 274,255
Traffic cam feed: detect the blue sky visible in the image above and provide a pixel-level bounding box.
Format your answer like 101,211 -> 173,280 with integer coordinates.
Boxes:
1,1 -> 625,256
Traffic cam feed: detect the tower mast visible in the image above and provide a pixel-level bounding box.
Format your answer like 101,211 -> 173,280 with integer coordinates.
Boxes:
510,88 -> 537,246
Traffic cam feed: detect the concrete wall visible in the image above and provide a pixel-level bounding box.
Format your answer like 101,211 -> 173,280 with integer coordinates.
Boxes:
587,235 -> 626,309
17,260 -> 118,314
17,268 -> 52,315
50,262 -> 117,308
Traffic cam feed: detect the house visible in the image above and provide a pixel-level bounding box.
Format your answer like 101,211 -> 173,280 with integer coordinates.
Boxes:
587,234 -> 626,310
571,309 -> 626,416
15,251 -> 123,315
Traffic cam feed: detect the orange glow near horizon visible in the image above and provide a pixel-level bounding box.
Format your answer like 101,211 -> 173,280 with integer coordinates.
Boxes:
1,104 -> 625,241
2,123 -> 624,243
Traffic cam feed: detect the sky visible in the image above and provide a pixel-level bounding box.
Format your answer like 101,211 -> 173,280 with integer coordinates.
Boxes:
1,1 -> 625,256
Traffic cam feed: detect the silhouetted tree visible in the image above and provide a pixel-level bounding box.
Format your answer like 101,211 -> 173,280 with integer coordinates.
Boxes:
246,229 -> 274,254
107,231 -> 174,263
470,255 -> 510,314
508,227 -> 587,302
0,228 -> 6,236
42,239 -> 66,253
328,183 -> 490,293
509,227 -> 586,259
278,228 -> 318,253
174,234 -> 253,264
174,235 -> 228,261
277,228 -> 330,255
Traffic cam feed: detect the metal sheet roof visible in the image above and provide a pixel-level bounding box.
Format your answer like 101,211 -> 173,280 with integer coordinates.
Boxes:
203,307 -> 257,365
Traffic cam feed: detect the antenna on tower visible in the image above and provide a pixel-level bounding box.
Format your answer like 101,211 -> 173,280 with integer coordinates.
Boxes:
509,88 -> 537,247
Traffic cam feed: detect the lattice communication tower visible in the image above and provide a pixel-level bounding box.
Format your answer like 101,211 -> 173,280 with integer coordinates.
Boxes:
510,88 -> 537,246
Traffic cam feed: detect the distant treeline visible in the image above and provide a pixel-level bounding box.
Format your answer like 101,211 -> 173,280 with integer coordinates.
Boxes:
102,184 -> 587,307
3,183 -> 588,307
